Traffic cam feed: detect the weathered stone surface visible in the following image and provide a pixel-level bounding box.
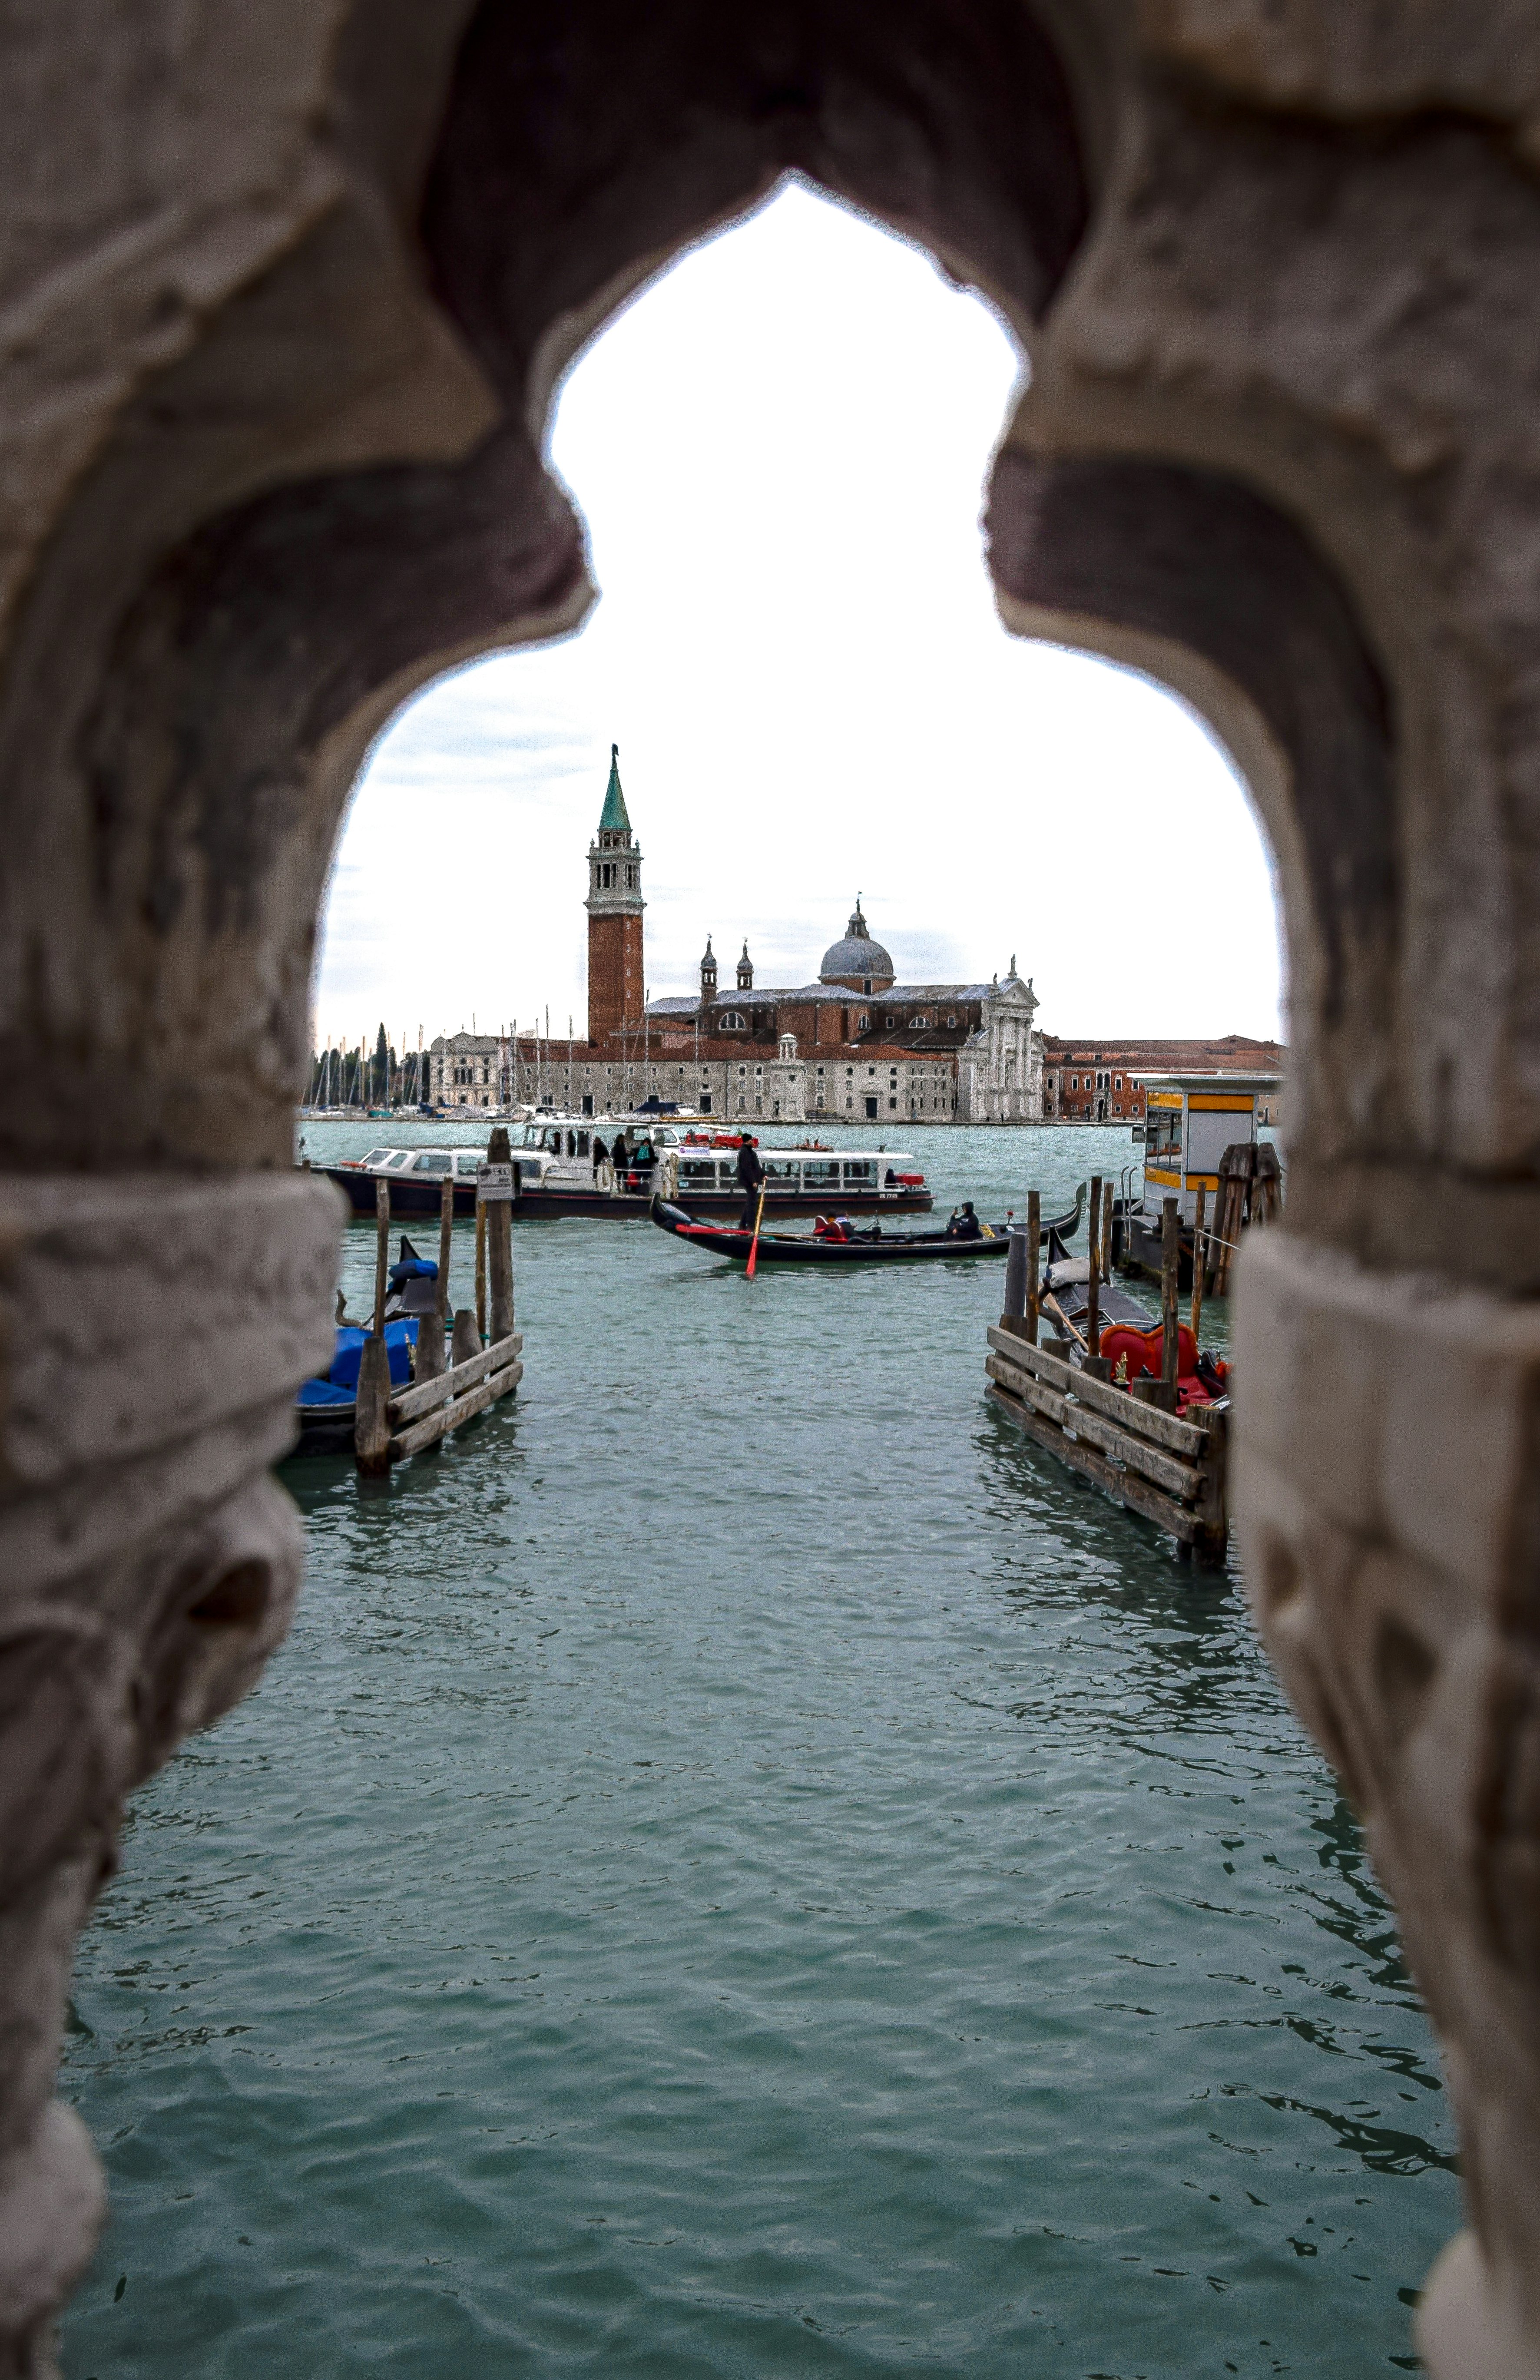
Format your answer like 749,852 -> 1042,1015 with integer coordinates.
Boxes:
2,5 -> 1540,2371
1236,1231 -> 1540,2378
0,1172 -> 338,2365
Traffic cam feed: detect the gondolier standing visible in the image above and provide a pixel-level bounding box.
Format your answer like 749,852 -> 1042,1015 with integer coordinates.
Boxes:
736,1133 -> 765,1227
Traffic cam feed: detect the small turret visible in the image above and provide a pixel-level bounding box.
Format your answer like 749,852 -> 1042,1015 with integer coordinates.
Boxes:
737,940 -> 753,992
700,935 -> 718,1001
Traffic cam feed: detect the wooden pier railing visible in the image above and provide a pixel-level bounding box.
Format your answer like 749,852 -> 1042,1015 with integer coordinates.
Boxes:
988,1198 -> 1228,1562
986,1321 -> 1229,1562
377,1329 -> 523,1462
354,1125 -> 522,1475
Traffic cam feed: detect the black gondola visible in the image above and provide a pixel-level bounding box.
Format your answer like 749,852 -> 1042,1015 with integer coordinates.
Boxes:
650,1186 -> 1084,1268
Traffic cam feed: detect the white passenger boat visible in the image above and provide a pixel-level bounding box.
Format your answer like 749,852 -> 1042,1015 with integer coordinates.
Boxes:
320,1115 -> 934,1220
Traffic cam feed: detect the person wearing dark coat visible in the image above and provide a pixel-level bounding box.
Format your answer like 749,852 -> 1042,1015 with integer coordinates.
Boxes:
945,1200 -> 982,1241
610,1130 -> 629,1186
592,1134 -> 609,1177
736,1134 -> 765,1227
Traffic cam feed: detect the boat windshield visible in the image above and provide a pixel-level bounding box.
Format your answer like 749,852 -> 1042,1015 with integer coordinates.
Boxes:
410,1152 -> 451,1174
361,1147 -> 394,1166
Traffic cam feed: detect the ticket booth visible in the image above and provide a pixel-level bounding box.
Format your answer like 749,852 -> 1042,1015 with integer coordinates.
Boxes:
1119,1072 -> 1283,1282
1139,1073 -> 1280,1224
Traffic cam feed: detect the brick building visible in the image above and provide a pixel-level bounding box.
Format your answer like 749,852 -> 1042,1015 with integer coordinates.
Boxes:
1041,1036 -> 1285,1122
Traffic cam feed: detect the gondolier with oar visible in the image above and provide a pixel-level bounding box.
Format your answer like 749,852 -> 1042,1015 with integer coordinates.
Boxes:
735,1131 -> 765,1227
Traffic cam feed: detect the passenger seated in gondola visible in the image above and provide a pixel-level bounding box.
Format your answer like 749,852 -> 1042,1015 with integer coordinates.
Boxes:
814,1213 -> 854,1241
944,1201 -> 982,1240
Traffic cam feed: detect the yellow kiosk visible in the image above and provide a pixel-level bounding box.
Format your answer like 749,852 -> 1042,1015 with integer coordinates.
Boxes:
1121,1071 -> 1283,1280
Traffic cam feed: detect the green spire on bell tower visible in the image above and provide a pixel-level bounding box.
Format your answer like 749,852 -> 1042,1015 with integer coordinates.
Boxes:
598,742 -> 631,837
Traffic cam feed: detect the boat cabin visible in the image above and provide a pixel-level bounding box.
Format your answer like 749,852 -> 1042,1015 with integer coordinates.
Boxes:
1135,1072 -> 1282,1222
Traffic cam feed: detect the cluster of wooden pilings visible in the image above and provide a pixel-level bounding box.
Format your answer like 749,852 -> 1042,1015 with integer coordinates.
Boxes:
353,1126 -> 523,1476
984,1184 -> 1229,1563
1199,1141 -> 1282,1296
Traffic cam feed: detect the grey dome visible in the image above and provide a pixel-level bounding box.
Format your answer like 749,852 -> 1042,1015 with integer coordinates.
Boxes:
819,901 -> 893,985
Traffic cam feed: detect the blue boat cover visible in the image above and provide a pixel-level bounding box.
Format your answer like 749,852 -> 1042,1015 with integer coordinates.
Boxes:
318,1318 -> 418,1392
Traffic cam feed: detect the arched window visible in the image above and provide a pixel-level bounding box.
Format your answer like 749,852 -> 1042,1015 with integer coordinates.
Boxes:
857,1013 -> 871,1034
720,1010 -> 747,1030
907,1014 -> 931,1029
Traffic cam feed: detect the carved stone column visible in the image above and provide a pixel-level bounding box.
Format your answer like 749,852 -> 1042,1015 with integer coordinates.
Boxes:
1236,1232 -> 1540,2380
0,1171 -> 338,2373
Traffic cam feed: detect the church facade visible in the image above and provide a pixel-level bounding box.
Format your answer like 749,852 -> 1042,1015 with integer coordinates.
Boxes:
577,751 -> 1042,1123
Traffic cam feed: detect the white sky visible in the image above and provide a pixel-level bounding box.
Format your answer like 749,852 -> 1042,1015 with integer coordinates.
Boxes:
312,179 -> 1285,1056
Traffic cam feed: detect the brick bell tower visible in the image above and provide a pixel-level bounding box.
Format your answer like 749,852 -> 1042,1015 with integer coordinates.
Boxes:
585,744 -> 645,1045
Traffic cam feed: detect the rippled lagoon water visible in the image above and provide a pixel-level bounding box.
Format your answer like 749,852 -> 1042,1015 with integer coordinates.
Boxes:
62,1123 -> 1456,2377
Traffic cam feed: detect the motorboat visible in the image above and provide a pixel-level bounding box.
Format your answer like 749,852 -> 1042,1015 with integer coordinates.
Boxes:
319,1117 -> 935,1220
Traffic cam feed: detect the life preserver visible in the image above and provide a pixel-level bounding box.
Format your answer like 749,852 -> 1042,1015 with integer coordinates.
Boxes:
659,1152 -> 679,1198
598,1162 -> 616,1194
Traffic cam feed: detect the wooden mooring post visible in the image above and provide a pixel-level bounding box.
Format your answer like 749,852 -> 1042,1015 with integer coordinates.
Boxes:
475,1197 -> 487,1344
354,1178 -> 394,1477
1084,1174 -> 1104,1377
486,1125 -> 516,1345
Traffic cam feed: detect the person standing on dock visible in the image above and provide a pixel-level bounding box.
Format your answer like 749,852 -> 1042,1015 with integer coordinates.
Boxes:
736,1132 -> 765,1227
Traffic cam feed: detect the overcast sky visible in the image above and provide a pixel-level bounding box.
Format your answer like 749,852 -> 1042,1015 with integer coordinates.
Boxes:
311,180 -> 1284,1057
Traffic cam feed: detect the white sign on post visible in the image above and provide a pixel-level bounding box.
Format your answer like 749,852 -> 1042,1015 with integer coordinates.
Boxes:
477,1162 -> 515,1202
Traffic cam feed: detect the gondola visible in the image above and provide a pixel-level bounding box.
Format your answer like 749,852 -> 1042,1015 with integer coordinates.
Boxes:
649,1187 -> 1084,1268
290,1238 -> 442,1450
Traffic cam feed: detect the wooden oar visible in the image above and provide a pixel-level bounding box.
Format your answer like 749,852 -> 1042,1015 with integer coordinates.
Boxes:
1040,1290 -> 1089,1354
745,1178 -> 768,1278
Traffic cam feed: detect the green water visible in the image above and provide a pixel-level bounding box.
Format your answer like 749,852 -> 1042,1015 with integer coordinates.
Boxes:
61,1123 -> 1454,2378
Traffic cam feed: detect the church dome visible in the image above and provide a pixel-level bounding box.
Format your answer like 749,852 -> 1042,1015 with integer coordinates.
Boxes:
819,901 -> 894,987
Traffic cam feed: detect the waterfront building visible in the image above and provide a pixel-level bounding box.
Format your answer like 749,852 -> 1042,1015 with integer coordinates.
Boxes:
1041,1036 -> 1285,1122
423,762 -> 1281,1127
427,1030 -> 503,1107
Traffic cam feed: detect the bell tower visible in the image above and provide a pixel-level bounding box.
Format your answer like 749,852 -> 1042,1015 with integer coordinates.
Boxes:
585,744 -> 645,1046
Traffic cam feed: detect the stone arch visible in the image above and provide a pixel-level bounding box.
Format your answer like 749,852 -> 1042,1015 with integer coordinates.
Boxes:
3,6 -> 1539,2373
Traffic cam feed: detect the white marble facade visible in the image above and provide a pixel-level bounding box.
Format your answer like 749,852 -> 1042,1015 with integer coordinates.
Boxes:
955,968 -> 1042,1123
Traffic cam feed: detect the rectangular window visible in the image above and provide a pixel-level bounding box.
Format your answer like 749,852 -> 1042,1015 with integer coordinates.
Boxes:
842,1161 -> 876,1187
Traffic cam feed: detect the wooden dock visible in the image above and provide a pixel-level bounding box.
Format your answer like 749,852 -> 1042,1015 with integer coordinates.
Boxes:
986,1184 -> 1229,1562
986,1323 -> 1228,1560
354,1125 -> 522,1475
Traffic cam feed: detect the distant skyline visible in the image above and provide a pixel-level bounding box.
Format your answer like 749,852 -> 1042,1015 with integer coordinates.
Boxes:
311,179 -> 1284,1056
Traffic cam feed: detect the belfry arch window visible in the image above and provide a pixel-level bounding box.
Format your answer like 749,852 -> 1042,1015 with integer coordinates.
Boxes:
720,1011 -> 747,1030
